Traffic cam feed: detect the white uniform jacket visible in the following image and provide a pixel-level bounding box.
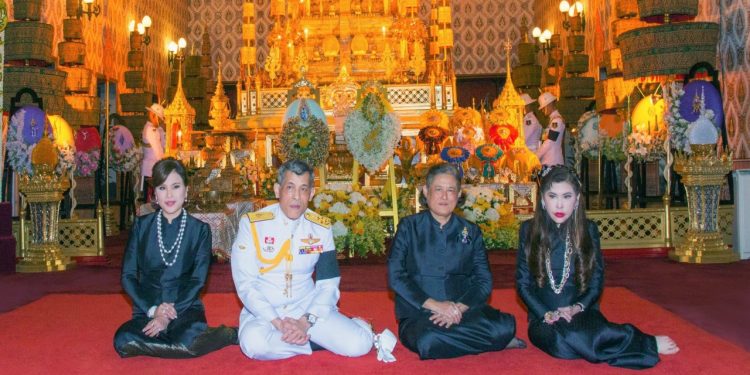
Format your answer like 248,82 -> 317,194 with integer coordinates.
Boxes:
523,112 -> 542,152
536,110 -> 566,167
141,121 -> 165,177
232,203 -> 340,326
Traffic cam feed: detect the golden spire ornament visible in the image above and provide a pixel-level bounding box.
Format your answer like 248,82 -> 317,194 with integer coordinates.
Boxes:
208,61 -> 233,130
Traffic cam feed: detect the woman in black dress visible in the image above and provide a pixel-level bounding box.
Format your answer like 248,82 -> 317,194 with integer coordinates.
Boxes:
114,158 -> 236,358
516,165 -> 678,369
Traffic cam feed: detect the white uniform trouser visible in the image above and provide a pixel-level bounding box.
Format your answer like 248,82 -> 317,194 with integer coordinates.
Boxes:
239,310 -> 374,360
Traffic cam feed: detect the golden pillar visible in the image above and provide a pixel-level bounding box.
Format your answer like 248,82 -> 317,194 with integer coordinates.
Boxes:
17,166 -> 74,272
670,144 -> 737,263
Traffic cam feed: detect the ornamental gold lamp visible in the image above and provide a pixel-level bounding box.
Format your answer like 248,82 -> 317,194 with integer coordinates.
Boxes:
16,132 -> 74,272
164,55 -> 196,155
670,93 -> 737,264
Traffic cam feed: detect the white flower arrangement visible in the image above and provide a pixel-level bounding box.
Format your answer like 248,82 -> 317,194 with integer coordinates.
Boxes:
458,185 -> 518,249
56,145 -> 76,175
332,221 -> 349,237
329,201 -> 351,215
460,186 -> 508,225
344,111 -> 402,173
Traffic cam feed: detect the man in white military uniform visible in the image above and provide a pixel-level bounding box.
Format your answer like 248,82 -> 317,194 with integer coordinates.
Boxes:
232,160 -> 376,360
141,103 -> 166,201
521,93 -> 542,152
535,92 -> 566,167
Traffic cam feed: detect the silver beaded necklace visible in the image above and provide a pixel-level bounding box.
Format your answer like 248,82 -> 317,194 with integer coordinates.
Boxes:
545,231 -> 573,294
157,208 -> 187,267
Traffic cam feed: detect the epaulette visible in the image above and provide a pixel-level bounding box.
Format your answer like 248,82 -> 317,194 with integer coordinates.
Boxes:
305,211 -> 331,229
246,211 -> 274,223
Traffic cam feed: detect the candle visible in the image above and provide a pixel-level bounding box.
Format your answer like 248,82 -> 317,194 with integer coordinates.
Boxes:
399,39 -> 407,59
266,136 -> 272,167
383,0 -> 389,15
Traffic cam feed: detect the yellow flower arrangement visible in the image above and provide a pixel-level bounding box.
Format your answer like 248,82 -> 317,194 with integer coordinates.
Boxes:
459,186 -> 519,250
313,185 -> 386,256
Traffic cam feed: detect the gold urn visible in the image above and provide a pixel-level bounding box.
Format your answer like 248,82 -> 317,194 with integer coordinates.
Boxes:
16,137 -> 75,272
670,144 -> 737,263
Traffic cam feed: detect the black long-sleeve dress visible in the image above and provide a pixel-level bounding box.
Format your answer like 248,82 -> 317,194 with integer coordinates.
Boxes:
113,211 -> 236,358
388,210 -> 516,359
516,219 -> 659,369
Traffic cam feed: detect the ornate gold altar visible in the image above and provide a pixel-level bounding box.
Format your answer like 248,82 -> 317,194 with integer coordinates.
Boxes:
16,165 -> 74,273
235,0 -> 456,137
670,144 -> 737,263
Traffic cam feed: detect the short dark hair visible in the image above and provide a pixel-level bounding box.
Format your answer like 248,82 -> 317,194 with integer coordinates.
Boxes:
151,157 -> 188,188
425,163 -> 462,191
277,159 -> 315,186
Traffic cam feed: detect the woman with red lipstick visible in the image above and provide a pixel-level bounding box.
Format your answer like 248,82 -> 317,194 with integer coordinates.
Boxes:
516,165 -> 679,369
114,158 -> 237,358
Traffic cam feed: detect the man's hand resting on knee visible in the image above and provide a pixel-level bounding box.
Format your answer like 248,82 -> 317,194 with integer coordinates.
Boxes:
271,317 -> 311,345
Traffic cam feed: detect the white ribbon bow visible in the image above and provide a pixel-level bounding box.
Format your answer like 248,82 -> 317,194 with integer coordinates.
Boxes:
374,329 -> 397,363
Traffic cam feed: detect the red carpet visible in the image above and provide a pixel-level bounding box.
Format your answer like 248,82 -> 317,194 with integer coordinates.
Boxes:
0,288 -> 747,374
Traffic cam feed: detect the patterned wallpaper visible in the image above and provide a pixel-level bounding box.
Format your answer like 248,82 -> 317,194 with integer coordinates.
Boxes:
3,0 -> 190,104
451,0 -> 534,75
187,0 -> 242,82
184,0 -> 532,80
533,0 -> 750,162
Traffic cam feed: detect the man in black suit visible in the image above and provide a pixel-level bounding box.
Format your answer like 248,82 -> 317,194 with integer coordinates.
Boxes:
387,163 -> 525,360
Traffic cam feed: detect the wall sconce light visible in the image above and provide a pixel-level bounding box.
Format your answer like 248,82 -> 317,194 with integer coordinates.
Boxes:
559,1 -> 585,32
139,15 -> 152,45
168,37 -> 187,67
79,0 -> 100,20
532,27 -> 553,54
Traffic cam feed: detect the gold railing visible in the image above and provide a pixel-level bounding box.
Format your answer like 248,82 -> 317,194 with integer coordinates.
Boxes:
481,206 -> 733,251
588,206 -> 734,249
12,217 -> 104,258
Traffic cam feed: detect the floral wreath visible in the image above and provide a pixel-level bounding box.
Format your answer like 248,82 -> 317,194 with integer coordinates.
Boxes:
576,110 -> 599,159
449,107 -> 482,132
440,146 -> 470,177
345,90 -> 402,174
280,112 -> 330,168
475,143 -> 503,178
418,125 -> 448,155
419,109 -> 449,129
488,123 -> 518,152
74,127 -> 101,177
109,125 -> 143,173
6,107 -> 76,175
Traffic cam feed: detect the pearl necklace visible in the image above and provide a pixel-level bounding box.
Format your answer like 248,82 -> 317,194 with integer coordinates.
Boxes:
157,208 -> 187,267
545,231 -> 573,294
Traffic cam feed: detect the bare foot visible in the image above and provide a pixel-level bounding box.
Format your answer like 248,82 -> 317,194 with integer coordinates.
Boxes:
656,335 -> 679,355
